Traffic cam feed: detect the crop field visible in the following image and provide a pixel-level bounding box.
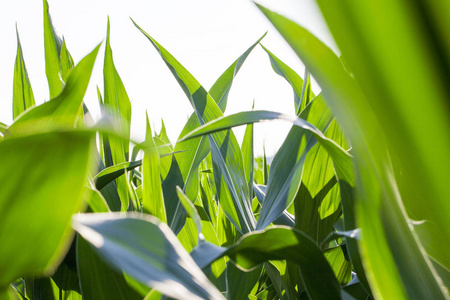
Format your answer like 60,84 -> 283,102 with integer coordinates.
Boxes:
0,1 -> 449,299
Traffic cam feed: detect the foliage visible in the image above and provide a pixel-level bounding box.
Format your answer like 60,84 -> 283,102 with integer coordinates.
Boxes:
1,0 -> 449,299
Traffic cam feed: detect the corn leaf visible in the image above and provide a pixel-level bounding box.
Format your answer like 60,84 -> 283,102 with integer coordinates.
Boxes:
77,236 -> 142,300
8,44 -> 100,135
0,130 -> 93,287
43,0 -> 64,98
179,108 -> 353,229
13,28 -> 35,120
226,262 -> 262,300
60,38 -> 74,82
256,4 -> 449,299
152,31 -> 264,234
102,19 -> 132,211
73,213 -> 225,300
260,45 -> 314,115
209,33 -> 266,111
134,21 -> 256,234
142,115 -> 166,221
241,122 -> 254,198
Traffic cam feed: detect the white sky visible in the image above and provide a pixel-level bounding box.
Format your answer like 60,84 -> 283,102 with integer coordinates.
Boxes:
0,0 -> 336,156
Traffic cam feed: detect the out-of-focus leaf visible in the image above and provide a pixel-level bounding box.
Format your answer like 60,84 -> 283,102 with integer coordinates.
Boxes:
8,44 -> 100,135
256,4 -> 449,299
73,213 -> 225,300
324,247 -> 352,285
86,187 -> 110,213
60,38 -> 74,83
77,236 -> 142,300
320,229 -> 361,249
13,28 -> 35,120
0,130 -> 93,287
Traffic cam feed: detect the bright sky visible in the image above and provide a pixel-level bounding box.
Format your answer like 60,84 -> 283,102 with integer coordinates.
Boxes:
0,0 -> 336,157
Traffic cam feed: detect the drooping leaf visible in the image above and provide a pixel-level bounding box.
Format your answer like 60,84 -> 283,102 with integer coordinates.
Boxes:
73,213 -> 225,300
193,226 -> 341,300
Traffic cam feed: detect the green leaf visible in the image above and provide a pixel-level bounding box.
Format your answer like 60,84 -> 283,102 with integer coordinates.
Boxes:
77,236 -> 143,300
8,44 -> 100,135
13,28 -> 35,120
209,33 -> 266,111
95,160 -> 142,190
226,262 -> 262,300
257,4 -> 449,299
179,108 -> 353,230
43,0 -> 63,98
260,44 -> 314,115
241,123 -> 254,198
142,115 -> 166,221
257,95 -> 334,230
73,213 -> 225,300
60,37 -> 74,83
134,21 -> 256,234
225,227 -> 341,300
0,130 -> 93,287
176,187 -> 202,238
102,18 -> 132,211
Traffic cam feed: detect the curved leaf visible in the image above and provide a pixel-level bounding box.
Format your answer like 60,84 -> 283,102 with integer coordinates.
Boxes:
134,21 -> 256,234
0,130 -> 93,287
73,213 -> 225,300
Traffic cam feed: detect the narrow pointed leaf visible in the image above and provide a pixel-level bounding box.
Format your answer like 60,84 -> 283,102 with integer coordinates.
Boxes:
8,44 -> 100,135
134,21 -> 256,233
13,28 -> 35,120
142,117 -> 166,222
43,0 -> 63,98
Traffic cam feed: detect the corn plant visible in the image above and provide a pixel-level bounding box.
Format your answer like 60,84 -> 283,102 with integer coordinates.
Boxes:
1,0 -> 449,300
